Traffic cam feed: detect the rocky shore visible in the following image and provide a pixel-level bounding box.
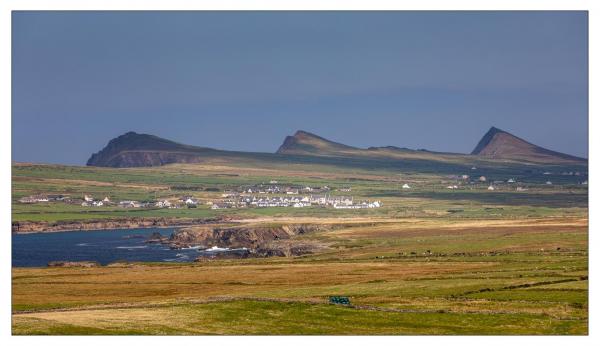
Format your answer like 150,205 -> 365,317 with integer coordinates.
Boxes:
12,216 -> 229,233
167,224 -> 330,259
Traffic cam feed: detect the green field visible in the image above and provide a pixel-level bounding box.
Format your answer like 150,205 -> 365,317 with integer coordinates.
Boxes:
11,160 -> 588,335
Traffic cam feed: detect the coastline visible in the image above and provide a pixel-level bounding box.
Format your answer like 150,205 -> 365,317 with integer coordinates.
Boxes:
11,216 -> 228,234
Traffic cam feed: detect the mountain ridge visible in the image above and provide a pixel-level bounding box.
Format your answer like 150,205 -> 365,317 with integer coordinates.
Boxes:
86,127 -> 586,168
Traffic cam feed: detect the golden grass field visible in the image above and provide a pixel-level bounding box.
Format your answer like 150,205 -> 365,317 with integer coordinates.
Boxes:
12,216 -> 588,335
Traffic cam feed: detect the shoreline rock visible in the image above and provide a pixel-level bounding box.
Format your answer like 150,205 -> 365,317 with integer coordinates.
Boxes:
47,261 -> 100,268
12,216 -> 229,234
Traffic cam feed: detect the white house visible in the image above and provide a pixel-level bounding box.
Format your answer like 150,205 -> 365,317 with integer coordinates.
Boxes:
402,184 -> 411,189
369,201 -> 381,208
487,185 -> 495,191
156,200 -> 172,208
507,178 -> 515,183
479,176 -> 487,182
103,196 -> 111,202
546,181 -> 553,185
84,195 -> 94,202
310,194 -> 328,205
185,198 -> 199,205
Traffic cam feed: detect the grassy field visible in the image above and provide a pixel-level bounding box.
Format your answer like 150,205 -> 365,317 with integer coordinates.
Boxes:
11,161 -> 588,334
12,162 -> 588,223
12,217 -> 588,335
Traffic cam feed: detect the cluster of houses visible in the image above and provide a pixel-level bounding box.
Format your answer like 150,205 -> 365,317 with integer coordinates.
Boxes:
210,193 -> 381,210
17,193 -> 203,209
120,196 -> 201,209
237,183 -> 333,195
81,195 -> 112,207
399,173 -> 584,192
18,194 -> 70,204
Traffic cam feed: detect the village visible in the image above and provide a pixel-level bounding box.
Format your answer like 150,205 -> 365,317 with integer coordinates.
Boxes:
16,181 -> 382,211
17,170 -> 586,210
210,193 -> 380,209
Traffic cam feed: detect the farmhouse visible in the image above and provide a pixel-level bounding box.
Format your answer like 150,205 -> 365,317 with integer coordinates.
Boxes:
155,200 -> 172,208
184,198 -> 199,205
402,184 -> 411,189
293,202 -> 310,208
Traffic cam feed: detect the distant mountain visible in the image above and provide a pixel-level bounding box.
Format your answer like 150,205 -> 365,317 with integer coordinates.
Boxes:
86,132 -> 219,167
276,130 -> 357,155
471,127 -> 586,164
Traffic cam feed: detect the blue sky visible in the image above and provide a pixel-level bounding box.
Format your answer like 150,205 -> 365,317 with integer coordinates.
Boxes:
12,11 -> 588,164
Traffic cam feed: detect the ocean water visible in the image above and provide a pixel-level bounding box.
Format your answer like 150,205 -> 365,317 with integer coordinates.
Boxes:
11,228 -> 202,267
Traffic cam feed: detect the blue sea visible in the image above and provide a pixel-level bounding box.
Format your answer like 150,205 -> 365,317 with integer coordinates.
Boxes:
11,228 -> 203,267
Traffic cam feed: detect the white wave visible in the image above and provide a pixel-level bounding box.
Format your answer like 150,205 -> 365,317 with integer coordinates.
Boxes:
204,246 -> 230,252
115,246 -> 147,250
180,245 -> 202,250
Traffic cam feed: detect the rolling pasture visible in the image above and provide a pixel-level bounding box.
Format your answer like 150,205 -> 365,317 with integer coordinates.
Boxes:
11,159 -> 588,334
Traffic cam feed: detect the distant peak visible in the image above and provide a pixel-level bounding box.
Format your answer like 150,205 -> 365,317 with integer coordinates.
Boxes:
276,130 -> 356,155
293,130 -> 320,138
471,126 -> 585,163
472,126 -> 510,155
487,126 -> 505,135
